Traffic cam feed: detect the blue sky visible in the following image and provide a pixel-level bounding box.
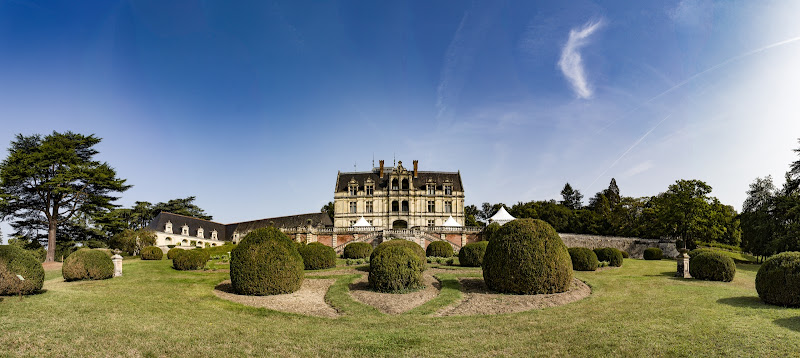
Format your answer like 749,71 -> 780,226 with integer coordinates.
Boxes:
1,0 -> 800,239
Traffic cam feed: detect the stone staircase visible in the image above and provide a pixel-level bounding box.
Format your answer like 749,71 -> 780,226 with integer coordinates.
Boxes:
332,228 -> 462,254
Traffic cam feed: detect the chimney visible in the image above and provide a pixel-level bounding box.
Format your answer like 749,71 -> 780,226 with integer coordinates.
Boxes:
379,160 -> 385,178
413,160 -> 418,178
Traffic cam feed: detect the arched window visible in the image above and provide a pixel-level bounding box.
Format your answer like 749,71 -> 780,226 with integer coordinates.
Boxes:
402,200 -> 409,212
401,179 -> 409,190
182,239 -> 188,245
165,237 -> 172,244
392,201 -> 399,212
391,179 -> 399,190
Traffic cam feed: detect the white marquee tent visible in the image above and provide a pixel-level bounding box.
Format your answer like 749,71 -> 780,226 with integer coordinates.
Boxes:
489,206 -> 515,225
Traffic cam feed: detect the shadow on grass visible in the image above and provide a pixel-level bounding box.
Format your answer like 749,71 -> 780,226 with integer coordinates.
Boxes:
774,317 -> 800,332
716,296 -> 776,309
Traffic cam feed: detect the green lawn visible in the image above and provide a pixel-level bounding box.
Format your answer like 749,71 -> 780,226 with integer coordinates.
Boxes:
2,258 -> 800,357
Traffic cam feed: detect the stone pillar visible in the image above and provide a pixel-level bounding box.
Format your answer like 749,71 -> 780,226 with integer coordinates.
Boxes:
461,233 -> 466,247
112,254 -> 123,277
676,252 -> 691,278
332,233 -> 337,248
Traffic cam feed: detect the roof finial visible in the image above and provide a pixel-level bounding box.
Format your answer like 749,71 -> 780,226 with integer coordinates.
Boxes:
393,153 -> 396,167
372,153 -> 374,168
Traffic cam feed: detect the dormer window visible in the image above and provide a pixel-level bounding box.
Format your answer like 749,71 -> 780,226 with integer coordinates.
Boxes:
366,184 -> 374,195
427,184 -> 435,195
197,227 -> 204,238
181,225 -> 189,236
164,221 -> 173,234
445,185 -> 452,195
349,184 -> 358,196
392,178 -> 399,190
211,230 -> 218,240
401,178 -> 409,190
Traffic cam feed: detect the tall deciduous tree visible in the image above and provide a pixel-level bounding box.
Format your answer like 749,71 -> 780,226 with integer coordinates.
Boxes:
0,132 -> 130,262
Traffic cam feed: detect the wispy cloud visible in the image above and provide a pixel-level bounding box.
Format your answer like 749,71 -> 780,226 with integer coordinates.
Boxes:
558,19 -> 604,99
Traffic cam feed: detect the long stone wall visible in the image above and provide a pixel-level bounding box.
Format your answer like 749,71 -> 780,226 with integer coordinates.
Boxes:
558,233 -> 678,259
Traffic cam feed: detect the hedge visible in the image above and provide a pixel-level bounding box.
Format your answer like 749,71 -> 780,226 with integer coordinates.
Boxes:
62,249 -> 114,281
568,247 -> 599,271
483,219 -> 573,294
371,239 -> 426,263
298,242 -> 337,270
343,242 -> 372,259
230,227 -> 304,295
140,246 -> 163,260
426,241 -> 454,258
459,241 -> 489,267
0,245 -> 45,295
756,252 -> 800,306
594,248 -> 623,267
689,251 -> 735,282
167,248 -> 184,260
643,247 -> 663,260
173,250 -> 209,271
368,245 -> 424,293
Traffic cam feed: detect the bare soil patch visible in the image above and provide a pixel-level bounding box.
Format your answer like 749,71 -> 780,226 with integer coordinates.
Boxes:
213,279 -> 339,318
348,272 -> 440,314
435,278 -> 590,316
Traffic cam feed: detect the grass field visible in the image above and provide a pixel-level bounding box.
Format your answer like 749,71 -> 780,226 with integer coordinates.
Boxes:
2,258 -> 800,357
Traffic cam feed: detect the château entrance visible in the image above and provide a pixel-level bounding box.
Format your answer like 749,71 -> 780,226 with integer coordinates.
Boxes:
392,220 -> 408,229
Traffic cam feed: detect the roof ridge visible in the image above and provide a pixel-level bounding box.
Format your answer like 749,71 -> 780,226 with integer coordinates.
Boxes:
158,211 -> 223,225
225,212 -> 325,226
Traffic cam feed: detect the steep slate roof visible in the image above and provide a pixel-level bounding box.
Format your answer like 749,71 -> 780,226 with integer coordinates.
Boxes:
148,212 -> 228,240
148,212 -> 334,241
335,171 -> 463,192
224,212 -> 333,239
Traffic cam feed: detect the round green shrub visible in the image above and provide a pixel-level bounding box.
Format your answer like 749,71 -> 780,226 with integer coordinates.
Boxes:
371,239 -> 426,263
481,222 -> 501,241
62,249 -> 114,281
483,219 -> 573,294
140,246 -> 163,260
368,245 -> 424,293
298,242 -> 337,270
594,248 -> 623,267
167,248 -> 184,260
568,247 -> 599,271
621,251 -> 630,259
756,252 -> 800,306
343,242 -> 372,259
194,248 -> 211,262
230,227 -> 304,295
690,251 -> 735,282
172,250 -> 209,271
459,241 -> 489,267
643,247 -> 663,260
426,241 -> 454,258
0,245 -> 45,295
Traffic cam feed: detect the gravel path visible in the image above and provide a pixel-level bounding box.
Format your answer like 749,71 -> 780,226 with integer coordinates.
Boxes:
434,278 -> 590,316
348,272 -> 440,314
213,279 -> 339,318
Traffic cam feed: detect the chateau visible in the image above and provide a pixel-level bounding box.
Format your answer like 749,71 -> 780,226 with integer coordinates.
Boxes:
333,160 -> 465,229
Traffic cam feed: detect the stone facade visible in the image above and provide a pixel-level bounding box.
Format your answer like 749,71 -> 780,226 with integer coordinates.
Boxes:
334,160 -> 465,229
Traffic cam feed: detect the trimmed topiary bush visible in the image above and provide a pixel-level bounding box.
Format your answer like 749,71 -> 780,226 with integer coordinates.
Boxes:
643,247 -> 663,260
481,222 -> 501,242
230,227 -> 304,295
62,249 -> 114,281
689,248 -> 716,258
368,245 -> 424,293
594,248 -> 623,267
621,251 -> 630,259
0,245 -> 45,295
426,241 -> 453,258
173,250 -> 209,271
459,241 -> 489,267
690,251 -> 735,282
756,252 -> 800,306
371,239 -> 426,263
298,242 -> 337,270
568,247 -> 599,271
167,248 -> 184,260
140,246 -> 163,260
343,242 -> 372,259
483,219 -> 573,294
